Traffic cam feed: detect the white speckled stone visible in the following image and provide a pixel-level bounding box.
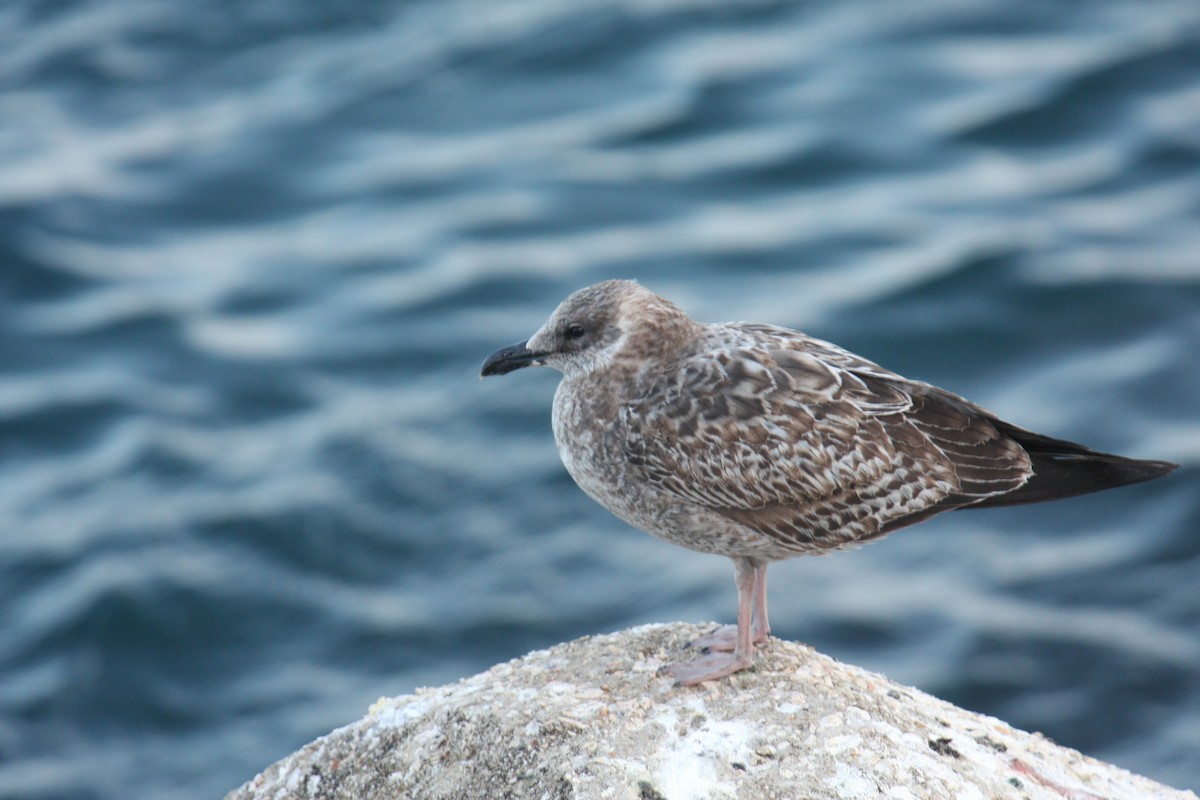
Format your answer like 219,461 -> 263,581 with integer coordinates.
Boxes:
226,624 -> 1197,800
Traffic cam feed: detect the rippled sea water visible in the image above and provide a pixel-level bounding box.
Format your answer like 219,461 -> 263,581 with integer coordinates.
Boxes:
1,1 -> 1198,797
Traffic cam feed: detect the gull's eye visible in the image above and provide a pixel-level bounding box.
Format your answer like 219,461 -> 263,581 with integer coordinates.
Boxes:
565,323 -> 586,340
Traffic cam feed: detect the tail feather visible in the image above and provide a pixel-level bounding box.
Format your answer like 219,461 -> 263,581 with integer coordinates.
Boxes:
965,421 -> 1179,509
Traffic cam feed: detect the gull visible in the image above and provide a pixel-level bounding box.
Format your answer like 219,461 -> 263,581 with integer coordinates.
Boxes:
481,280 -> 1178,685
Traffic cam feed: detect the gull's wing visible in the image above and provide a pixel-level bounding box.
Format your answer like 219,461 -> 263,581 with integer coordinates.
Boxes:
618,325 -> 1032,552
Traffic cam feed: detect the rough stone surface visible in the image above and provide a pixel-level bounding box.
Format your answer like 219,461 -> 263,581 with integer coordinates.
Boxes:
226,624 -> 1197,800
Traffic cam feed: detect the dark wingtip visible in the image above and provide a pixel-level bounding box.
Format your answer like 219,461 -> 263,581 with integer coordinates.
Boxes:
1118,458 -> 1180,481
1043,453 -> 1179,480
974,440 -> 1180,509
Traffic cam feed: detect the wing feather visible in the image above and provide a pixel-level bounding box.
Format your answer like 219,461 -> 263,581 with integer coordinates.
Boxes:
619,329 -> 1032,552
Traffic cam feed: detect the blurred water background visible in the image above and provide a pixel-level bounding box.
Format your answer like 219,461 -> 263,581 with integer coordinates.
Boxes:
1,0 -> 1199,797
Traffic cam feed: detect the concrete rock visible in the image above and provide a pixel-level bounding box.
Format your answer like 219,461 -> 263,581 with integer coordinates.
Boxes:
226,623 -> 1197,800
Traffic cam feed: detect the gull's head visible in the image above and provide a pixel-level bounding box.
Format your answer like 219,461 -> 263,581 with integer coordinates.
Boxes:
480,280 -> 696,380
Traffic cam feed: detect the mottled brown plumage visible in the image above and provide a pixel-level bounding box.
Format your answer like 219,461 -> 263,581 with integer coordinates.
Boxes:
481,280 -> 1178,684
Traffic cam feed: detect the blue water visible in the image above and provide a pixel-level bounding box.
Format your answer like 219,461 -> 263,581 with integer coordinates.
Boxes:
1,1 -> 1198,797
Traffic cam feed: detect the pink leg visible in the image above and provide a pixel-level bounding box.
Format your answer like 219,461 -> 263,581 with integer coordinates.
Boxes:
669,557 -> 763,685
687,562 -> 770,652
752,561 -> 770,640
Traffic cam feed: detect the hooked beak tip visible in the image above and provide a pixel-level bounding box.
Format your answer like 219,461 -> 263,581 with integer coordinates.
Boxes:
480,340 -> 545,377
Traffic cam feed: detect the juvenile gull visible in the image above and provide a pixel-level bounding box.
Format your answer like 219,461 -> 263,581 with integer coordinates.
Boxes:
480,280 -> 1178,685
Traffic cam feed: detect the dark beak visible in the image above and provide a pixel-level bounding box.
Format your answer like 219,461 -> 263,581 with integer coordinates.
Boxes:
480,340 -> 546,377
